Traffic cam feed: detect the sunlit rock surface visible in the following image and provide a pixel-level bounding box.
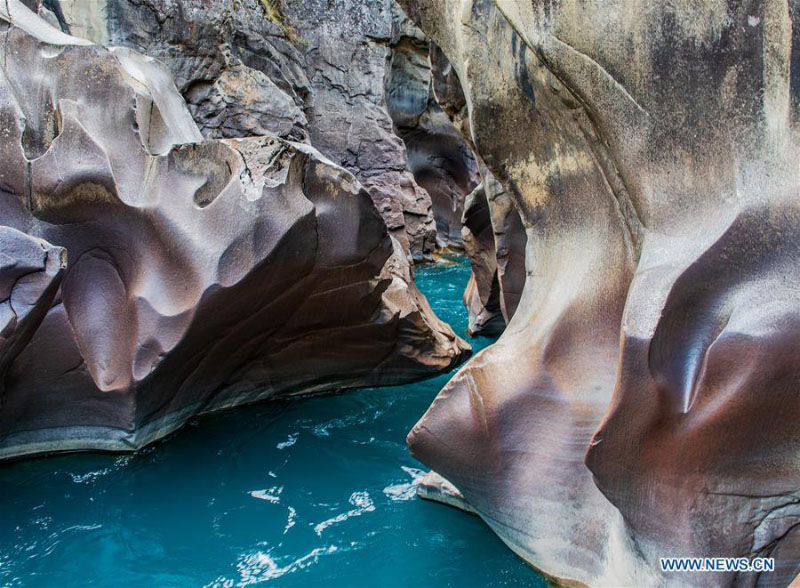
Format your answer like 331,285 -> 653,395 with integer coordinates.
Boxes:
0,0 -> 469,461
401,0 -> 800,586
41,0 -> 310,142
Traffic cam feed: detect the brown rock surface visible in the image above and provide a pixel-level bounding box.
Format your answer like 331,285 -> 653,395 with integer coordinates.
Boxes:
415,43 -> 526,337
460,180 -> 504,337
0,0 -> 469,461
401,0 -> 800,585
460,165 -> 526,336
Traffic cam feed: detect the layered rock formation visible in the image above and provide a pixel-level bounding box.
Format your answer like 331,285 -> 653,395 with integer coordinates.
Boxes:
401,0 -> 800,586
0,0 -> 469,461
43,0 -> 440,262
285,0 -> 440,262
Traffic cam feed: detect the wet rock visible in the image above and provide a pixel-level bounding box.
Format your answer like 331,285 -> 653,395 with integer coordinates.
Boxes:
0,1 -> 469,461
416,471 -> 476,514
402,0 -> 800,585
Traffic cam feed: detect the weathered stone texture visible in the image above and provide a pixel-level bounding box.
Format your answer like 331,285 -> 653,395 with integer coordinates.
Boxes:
386,10 -> 479,250
43,0 -> 439,261
460,166 -> 525,337
401,0 -> 800,585
0,0 -> 469,460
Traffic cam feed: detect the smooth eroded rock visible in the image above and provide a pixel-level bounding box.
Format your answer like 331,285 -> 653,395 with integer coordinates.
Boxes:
402,0 -> 800,585
43,0 -> 441,262
0,0 -> 469,461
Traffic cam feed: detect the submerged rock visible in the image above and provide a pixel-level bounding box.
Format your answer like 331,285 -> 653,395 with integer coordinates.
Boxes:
403,0 -> 800,586
0,0 -> 469,461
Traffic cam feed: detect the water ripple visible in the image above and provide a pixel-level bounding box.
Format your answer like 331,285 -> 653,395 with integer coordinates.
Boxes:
313,492 -> 375,536
209,545 -> 340,586
383,466 -> 426,502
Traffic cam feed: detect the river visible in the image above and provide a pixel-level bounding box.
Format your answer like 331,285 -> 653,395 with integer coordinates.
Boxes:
0,255 -> 543,587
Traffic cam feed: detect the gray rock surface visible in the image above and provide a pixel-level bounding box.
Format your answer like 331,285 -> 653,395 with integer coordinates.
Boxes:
0,229 -> 66,399
0,0 -> 469,461
280,0 -> 438,262
401,0 -> 800,586
58,0 -> 311,142
386,11 -> 479,249
47,0 -> 440,262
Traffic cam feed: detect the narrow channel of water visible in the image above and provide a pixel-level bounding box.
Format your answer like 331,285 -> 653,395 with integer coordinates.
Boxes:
0,255 -> 544,587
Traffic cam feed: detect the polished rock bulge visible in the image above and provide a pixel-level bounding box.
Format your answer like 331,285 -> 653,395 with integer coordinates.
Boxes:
400,0 -> 800,585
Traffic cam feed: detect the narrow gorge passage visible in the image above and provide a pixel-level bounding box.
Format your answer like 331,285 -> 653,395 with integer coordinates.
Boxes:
0,255 -> 544,588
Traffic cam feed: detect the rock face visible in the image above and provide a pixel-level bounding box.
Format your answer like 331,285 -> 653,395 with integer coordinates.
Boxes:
45,0 -> 439,262
416,43 -> 526,337
460,181 -> 504,337
0,229 -> 66,398
280,0 -> 438,262
45,0 -> 311,142
0,0 -> 469,461
401,0 -> 800,586
460,167 -> 525,337
386,11 -> 479,250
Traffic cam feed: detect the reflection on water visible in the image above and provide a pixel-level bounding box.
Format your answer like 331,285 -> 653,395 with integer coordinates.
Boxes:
0,255 -> 544,587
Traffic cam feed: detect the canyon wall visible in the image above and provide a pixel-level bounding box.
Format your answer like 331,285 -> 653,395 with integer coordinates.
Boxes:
42,0 -> 447,262
44,0 -> 512,333
0,0 -> 469,460
460,167 -> 525,337
401,0 -> 800,586
386,10 -> 479,250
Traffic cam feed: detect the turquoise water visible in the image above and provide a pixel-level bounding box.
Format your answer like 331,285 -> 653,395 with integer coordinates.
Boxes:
0,256 -> 544,587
